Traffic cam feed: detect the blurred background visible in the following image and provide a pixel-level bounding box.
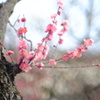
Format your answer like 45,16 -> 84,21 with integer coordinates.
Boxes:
2,0 -> 100,100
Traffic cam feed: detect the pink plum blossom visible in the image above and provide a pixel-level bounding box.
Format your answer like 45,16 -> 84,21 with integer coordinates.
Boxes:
45,24 -> 57,33
58,38 -> 63,44
18,39 -> 27,51
48,59 -> 57,65
17,27 -> 27,37
84,39 -> 94,46
19,62 -> 32,72
6,50 -> 14,55
57,1 -> 64,10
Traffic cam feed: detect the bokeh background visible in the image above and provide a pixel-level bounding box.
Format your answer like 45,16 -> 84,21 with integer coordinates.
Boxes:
2,0 -> 100,100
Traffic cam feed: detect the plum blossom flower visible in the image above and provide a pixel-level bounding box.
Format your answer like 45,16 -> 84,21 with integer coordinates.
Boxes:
36,63 -> 44,70
60,20 -> 68,33
47,33 -> 53,41
51,14 -> 57,19
45,24 -> 57,33
48,59 -> 56,65
35,44 -> 49,61
57,1 -> 64,10
61,27 -> 68,33
78,45 -> 88,52
72,49 -> 82,58
23,51 -> 35,64
17,27 -> 27,37
58,38 -> 63,44
84,39 -> 94,46
61,20 -> 68,26
58,32 -> 63,36
19,49 -> 28,57
19,62 -> 32,72
42,45 -> 49,59
37,43 -> 44,51
35,43 -> 45,61
67,51 -> 73,58
61,55 -> 69,61
26,51 -> 35,60
6,50 -> 14,55
18,39 -> 27,51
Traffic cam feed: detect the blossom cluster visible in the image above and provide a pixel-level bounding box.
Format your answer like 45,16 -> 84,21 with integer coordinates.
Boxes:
61,39 -> 93,61
4,1 -> 96,72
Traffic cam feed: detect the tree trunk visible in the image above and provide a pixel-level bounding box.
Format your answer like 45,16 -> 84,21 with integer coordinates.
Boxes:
0,53 -> 22,100
0,0 -> 23,99
0,0 -> 20,58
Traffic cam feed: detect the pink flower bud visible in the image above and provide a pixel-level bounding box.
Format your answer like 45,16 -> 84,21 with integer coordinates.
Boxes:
6,50 -> 14,55
59,38 -> 63,44
21,18 -> 26,22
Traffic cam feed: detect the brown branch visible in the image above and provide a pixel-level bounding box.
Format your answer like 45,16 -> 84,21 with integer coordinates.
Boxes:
43,65 -> 98,69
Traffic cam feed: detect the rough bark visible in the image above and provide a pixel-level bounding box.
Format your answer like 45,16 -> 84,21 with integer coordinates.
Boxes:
0,0 -> 23,99
0,53 -> 22,100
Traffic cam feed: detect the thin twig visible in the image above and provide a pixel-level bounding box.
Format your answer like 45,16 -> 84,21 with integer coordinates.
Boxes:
43,65 -> 98,69
13,15 -> 20,26
8,20 -> 17,32
23,36 -> 33,51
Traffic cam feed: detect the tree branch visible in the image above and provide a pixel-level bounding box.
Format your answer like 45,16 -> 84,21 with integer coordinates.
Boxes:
0,0 -> 20,59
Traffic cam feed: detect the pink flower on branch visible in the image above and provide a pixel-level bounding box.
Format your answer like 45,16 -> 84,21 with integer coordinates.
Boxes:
72,49 -> 82,58
48,59 -> 57,65
58,32 -> 64,36
61,20 -> 68,26
42,45 -> 49,59
57,1 -> 64,10
19,49 -> 28,57
58,38 -> 63,45
77,45 -> 88,52
19,62 -> 32,72
25,51 -> 35,61
51,14 -> 57,19
6,50 -> 14,55
18,39 -> 27,51
45,24 -> 57,33
61,27 -> 68,33
36,63 -> 44,70
61,20 -> 68,33
21,17 -> 26,22
60,55 -> 69,61
47,33 -> 53,41
35,44 -> 49,61
25,52 -> 35,63
84,39 -> 94,46
17,27 -> 27,37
